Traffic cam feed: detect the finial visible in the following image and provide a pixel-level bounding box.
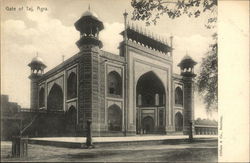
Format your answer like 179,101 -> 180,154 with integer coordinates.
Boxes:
36,52 -> 38,57
62,55 -> 65,62
170,34 -> 173,47
88,4 -> 91,11
123,9 -> 128,17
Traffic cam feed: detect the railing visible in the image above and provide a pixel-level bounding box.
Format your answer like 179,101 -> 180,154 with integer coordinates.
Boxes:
194,125 -> 218,135
19,109 -> 64,114
20,114 -> 39,135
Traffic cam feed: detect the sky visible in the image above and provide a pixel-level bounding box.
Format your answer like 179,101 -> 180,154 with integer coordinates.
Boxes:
1,0 -> 217,120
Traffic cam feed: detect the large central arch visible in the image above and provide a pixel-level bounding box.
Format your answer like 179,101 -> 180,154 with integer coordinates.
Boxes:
136,71 -> 166,134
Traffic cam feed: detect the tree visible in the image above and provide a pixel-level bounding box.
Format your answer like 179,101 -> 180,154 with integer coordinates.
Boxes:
131,0 -> 218,111
131,0 -> 217,28
197,34 -> 217,111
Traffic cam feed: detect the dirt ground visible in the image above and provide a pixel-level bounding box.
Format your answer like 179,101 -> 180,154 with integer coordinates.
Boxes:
1,141 -> 218,162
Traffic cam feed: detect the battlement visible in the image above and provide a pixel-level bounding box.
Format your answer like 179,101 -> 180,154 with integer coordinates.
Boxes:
121,22 -> 172,55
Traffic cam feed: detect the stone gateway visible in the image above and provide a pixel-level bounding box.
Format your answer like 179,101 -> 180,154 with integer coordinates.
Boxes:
28,8 -> 196,137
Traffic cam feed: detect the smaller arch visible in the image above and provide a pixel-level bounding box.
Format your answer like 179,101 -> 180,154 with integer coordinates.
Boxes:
107,104 -> 122,131
175,112 -> 183,131
107,71 -> 122,96
142,116 -> 155,134
159,109 -> 164,126
175,87 -> 183,105
65,106 -> 77,125
39,87 -> 45,108
67,72 -> 77,100
47,83 -> 63,111
65,105 -> 77,135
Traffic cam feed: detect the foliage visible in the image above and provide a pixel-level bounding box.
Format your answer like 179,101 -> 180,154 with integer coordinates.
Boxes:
131,0 -> 217,28
197,34 -> 217,111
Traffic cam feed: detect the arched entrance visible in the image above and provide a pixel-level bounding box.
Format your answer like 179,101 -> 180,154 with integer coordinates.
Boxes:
175,87 -> 183,105
47,83 -> 63,111
175,112 -> 183,131
65,106 -> 77,135
67,72 -> 77,100
142,116 -> 155,134
136,71 -> 166,134
107,104 -> 122,131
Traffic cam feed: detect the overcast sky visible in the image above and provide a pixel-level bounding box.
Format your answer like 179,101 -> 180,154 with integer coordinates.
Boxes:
1,0 -> 217,119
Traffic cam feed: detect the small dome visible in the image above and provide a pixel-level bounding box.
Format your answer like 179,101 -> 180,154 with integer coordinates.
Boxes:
82,10 -> 99,19
178,55 -> 197,68
182,55 -> 193,61
74,7 -> 104,35
28,56 -> 46,68
31,56 -> 44,64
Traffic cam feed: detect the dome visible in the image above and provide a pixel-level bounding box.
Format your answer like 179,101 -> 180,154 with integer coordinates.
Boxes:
28,56 -> 46,68
182,55 -> 193,61
82,10 -> 99,19
74,7 -> 104,35
178,55 -> 197,68
31,56 -> 44,64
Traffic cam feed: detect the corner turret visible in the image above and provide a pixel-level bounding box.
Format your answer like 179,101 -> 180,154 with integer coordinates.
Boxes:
178,54 -> 196,135
178,55 -> 197,77
74,7 -> 104,50
28,54 -> 46,110
28,55 -> 46,78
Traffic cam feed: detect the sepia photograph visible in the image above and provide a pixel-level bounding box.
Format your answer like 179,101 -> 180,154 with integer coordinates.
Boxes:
0,0 -> 249,162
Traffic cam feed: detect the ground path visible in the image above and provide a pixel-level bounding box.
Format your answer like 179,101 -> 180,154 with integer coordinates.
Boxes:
1,136 -> 218,162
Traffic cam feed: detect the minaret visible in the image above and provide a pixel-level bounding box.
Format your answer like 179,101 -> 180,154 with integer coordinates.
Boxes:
28,54 -> 46,110
74,7 -> 104,136
178,55 -> 197,135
